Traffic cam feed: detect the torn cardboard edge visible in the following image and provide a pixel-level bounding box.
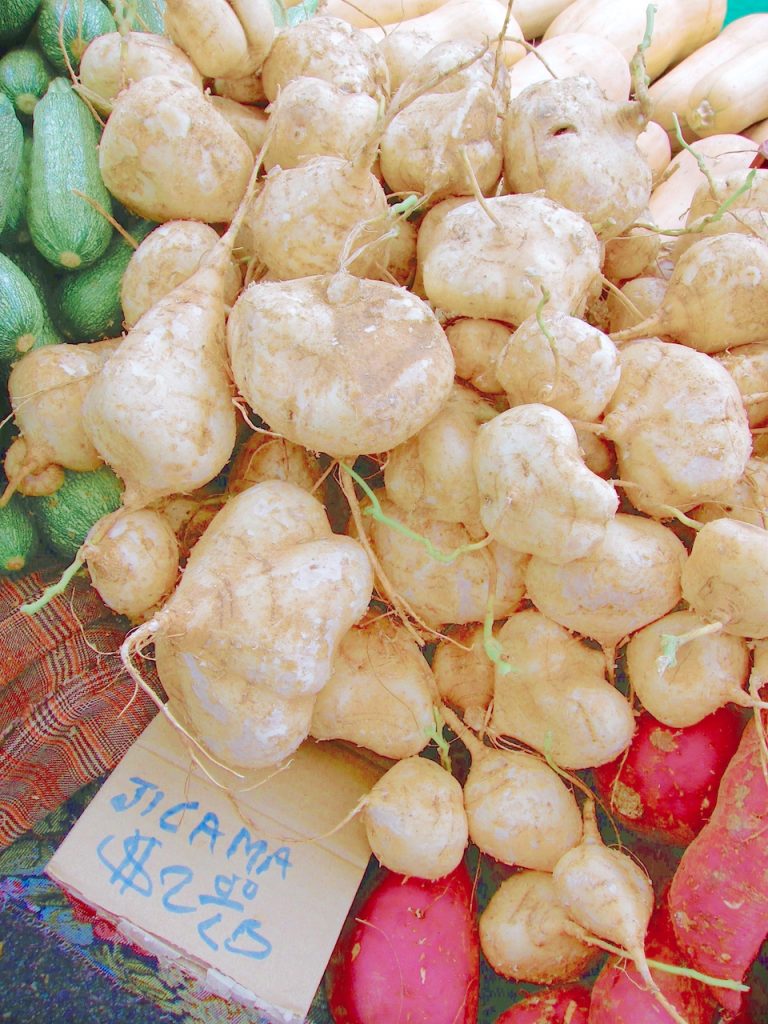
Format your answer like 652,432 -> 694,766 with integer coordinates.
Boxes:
46,712 -> 384,1024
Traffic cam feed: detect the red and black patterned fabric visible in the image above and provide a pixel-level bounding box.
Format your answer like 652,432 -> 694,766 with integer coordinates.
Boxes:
0,566 -> 159,849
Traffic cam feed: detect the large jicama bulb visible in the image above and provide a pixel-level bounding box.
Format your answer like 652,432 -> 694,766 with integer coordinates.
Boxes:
310,618 -> 437,760
361,757 -> 468,880
121,481 -> 374,772
525,513 -> 687,653
496,313 -> 620,420
99,76 -> 254,223
226,273 -> 455,459
473,405 -> 618,564
367,497 -> 528,629
502,76 -> 652,240
419,193 -> 602,322
384,383 -> 497,536
479,870 -> 601,984
601,338 -> 751,518
490,609 -> 635,769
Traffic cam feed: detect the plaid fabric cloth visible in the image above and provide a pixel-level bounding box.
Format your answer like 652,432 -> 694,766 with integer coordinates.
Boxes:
0,565 -> 159,849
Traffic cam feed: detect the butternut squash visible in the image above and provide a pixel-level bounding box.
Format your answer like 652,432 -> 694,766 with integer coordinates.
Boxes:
507,32 -> 631,101
648,13 -> 768,142
686,39 -> 768,138
363,0 -> 527,66
544,0 -> 726,82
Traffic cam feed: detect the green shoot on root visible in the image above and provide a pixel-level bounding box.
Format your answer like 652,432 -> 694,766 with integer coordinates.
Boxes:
426,706 -> 452,773
338,461 -> 492,565
629,3 -> 656,122
586,933 -> 749,993
657,621 -> 724,673
20,552 -> 86,615
635,164 -> 757,237
483,592 -> 513,675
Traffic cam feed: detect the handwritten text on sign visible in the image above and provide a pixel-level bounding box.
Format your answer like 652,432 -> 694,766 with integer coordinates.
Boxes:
47,714 -> 380,1022
97,774 -> 293,961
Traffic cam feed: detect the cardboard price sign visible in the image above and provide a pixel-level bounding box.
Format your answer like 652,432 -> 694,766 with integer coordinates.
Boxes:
47,713 -> 381,1023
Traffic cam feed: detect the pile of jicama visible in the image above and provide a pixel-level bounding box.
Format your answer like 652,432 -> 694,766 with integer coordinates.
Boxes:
2,0 -> 768,1019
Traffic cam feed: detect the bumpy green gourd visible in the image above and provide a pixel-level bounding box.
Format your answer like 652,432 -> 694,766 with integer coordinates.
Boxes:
35,0 -> 117,74
0,0 -> 43,48
30,466 -> 123,559
28,77 -> 114,270
0,251 -> 48,363
0,491 -> 39,574
0,94 -> 24,237
107,0 -> 165,34
0,48 -> 53,119
54,218 -> 154,341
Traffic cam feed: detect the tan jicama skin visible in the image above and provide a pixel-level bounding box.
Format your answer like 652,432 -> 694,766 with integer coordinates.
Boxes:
226,433 -> 322,496
524,513 -> 687,651
241,156 -> 393,281
552,800 -> 688,1024
670,168 -> 768,262
601,339 -> 752,518
212,70 -> 266,105
83,230 -> 240,510
419,193 -> 603,323
690,457 -> 768,529
479,870 -> 601,985
84,509 -> 180,622
496,313 -> 620,421
502,77 -> 652,241
602,212 -> 662,284
376,28 -> 443,95
3,439 -> 63,498
122,481 -> 374,771
77,31 -> 203,114
613,233 -> 768,353
444,319 -> 509,394
99,76 -> 254,224
575,428 -> 615,479
507,34 -> 632,102
716,343 -> 768,429
446,708 -> 583,871
604,276 -> 667,333
366,496 -> 529,629
309,617 -> 437,759
636,120 -> 672,182
262,77 -> 380,172
361,756 -> 468,879
473,404 -> 619,564
383,383 -> 498,537
490,608 -> 635,769
681,518 -> 768,639
6,343 -> 106,478
226,272 -> 455,459
625,609 -> 752,726
208,96 -> 269,157
378,42 -> 507,202
164,0 -> 274,78
261,16 -> 390,103
121,220 -> 243,329
432,624 -> 495,720
154,636 -> 317,771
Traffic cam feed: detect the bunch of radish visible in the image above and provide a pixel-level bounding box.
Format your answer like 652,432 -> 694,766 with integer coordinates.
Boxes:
2,0 -> 768,1020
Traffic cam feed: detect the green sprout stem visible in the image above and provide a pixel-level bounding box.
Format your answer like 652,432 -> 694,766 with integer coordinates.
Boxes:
594,934 -> 749,992
426,706 -> 452,773
339,462 -> 491,564
629,3 -> 656,121
20,552 -> 86,615
483,593 -> 513,675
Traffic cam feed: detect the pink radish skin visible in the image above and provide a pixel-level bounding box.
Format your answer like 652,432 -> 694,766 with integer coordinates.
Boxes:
668,718 -> 768,1014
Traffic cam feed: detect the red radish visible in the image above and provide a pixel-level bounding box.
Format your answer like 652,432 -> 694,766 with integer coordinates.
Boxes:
588,901 -> 717,1024
495,985 -> 590,1023
592,705 -> 746,846
668,718 -> 768,1014
325,861 -> 479,1024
